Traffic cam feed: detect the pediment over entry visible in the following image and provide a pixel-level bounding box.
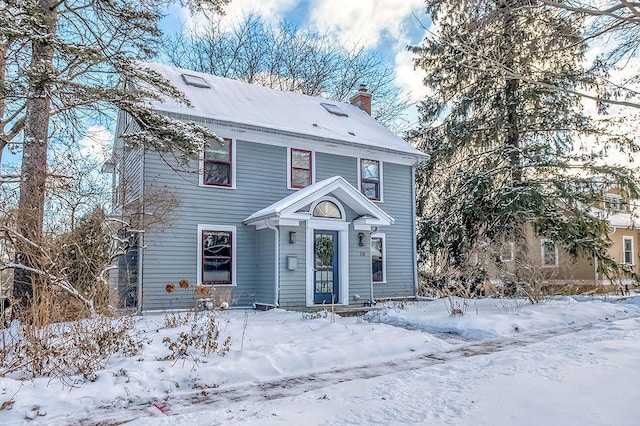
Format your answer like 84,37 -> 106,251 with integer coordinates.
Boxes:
243,176 -> 394,230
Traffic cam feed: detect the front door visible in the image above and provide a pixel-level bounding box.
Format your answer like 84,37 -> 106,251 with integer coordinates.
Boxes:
314,230 -> 339,304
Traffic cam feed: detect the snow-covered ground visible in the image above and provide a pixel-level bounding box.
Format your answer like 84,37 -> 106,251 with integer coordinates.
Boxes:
2,295 -> 640,425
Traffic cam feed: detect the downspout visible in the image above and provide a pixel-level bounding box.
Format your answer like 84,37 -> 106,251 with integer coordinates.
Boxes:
136,148 -> 145,315
136,230 -> 144,315
411,163 -> 419,299
265,218 -> 280,307
369,226 -> 378,305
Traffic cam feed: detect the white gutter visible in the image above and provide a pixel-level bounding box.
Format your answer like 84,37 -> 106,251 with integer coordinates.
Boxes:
265,219 -> 280,307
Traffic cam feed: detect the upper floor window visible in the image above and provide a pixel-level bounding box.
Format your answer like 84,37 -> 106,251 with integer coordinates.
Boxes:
604,194 -> 626,212
359,158 -> 382,201
289,148 -> 314,189
623,236 -> 634,265
203,138 -> 233,187
541,239 -> 558,267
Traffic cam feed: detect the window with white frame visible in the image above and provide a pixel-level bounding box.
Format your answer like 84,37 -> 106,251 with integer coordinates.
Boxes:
604,194 -> 625,212
623,236 -> 634,265
541,239 -> 558,267
500,242 -> 514,262
289,148 -> 314,189
198,225 -> 236,285
202,138 -> 234,187
359,158 -> 382,201
371,233 -> 386,283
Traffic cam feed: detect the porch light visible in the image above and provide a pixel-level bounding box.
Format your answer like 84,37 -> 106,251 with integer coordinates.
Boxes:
358,232 -> 365,247
288,231 -> 296,244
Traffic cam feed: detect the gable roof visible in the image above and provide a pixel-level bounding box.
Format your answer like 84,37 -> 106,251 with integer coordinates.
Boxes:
243,176 -> 393,227
141,62 -> 426,160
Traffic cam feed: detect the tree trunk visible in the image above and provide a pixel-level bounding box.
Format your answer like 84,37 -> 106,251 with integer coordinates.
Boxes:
13,0 -> 58,308
502,1 -> 525,294
0,38 -> 9,167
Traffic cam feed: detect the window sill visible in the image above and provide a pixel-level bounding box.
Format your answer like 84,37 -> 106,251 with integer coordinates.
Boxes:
198,183 -> 236,190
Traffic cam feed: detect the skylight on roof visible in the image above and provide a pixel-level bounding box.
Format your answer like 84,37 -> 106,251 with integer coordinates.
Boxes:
320,102 -> 348,117
182,73 -> 211,89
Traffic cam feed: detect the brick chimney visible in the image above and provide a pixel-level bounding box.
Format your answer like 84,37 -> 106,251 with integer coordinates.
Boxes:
350,84 -> 372,115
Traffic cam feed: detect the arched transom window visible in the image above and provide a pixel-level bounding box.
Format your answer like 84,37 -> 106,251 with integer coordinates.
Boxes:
313,200 -> 342,219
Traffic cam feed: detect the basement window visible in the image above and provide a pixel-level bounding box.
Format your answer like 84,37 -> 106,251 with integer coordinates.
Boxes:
320,102 -> 348,117
182,73 -> 211,89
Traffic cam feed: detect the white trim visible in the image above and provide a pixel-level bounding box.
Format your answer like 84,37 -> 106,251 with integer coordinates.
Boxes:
371,232 -> 387,284
197,224 -> 237,286
244,176 -> 393,226
153,112 -> 427,166
305,219 -> 350,307
287,147 -> 316,190
500,242 -> 515,262
622,235 -> 634,265
540,239 -> 558,268
357,157 -> 384,203
198,137 -> 237,189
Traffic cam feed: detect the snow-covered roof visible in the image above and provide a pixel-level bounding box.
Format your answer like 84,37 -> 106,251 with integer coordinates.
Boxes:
141,62 -> 426,159
243,176 -> 393,227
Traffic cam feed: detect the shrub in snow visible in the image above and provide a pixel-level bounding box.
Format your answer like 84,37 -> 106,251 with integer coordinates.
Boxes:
161,312 -> 231,363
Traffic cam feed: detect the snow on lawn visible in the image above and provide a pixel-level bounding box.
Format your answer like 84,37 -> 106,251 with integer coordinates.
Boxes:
1,295 -> 640,425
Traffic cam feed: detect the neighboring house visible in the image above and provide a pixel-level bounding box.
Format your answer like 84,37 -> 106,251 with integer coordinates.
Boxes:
106,63 -> 427,311
486,186 -> 639,287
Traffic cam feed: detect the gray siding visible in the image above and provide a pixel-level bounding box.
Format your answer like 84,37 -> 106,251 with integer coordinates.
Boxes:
316,152 -> 357,186
278,225 -> 307,308
373,162 -> 416,299
141,139 -> 288,310
113,114 -> 143,210
110,113 -> 144,308
256,228 -> 276,305
137,127 -> 417,310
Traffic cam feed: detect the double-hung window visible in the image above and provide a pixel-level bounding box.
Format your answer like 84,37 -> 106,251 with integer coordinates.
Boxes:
360,158 -> 381,201
371,233 -> 386,283
500,242 -> 514,262
198,225 -> 236,286
289,148 -> 313,189
541,239 -> 558,267
203,138 -> 233,187
623,236 -> 634,265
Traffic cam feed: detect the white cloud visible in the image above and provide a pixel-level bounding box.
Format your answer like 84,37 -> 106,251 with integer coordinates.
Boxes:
79,125 -> 112,161
308,0 -> 424,49
179,0 -> 298,33
394,48 -> 429,104
222,0 -> 298,24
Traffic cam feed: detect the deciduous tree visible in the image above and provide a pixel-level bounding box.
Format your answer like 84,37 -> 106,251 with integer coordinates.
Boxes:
163,14 -> 410,130
0,0 -> 228,309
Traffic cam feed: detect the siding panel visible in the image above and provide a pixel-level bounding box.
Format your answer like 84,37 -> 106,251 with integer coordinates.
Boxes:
138,128 -> 418,310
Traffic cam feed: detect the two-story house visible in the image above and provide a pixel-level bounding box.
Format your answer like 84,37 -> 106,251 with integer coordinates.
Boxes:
107,63 -> 427,312
483,185 -> 639,290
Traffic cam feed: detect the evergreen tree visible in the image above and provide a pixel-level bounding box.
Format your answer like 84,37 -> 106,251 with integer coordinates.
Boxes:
409,0 -> 639,290
0,0 -> 228,308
